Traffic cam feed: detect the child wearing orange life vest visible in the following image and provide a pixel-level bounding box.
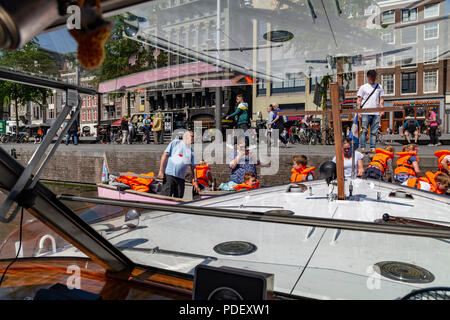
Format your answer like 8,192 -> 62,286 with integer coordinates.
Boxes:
394,144 -> 421,183
402,172 -> 450,195
290,155 -> 315,183
363,146 -> 394,181
194,160 -> 213,190
233,172 -> 259,191
434,150 -> 450,175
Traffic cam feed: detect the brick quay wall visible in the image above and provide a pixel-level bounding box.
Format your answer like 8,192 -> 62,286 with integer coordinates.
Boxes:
3,144 -> 441,186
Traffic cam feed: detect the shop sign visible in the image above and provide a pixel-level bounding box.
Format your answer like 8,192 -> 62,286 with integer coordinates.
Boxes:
393,100 -> 440,106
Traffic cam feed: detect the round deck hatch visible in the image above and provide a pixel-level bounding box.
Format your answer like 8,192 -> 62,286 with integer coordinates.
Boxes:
213,241 -> 257,256
263,30 -> 294,42
374,261 -> 434,283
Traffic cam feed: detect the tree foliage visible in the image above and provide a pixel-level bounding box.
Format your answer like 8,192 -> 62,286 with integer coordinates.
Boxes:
89,14 -> 168,87
0,38 -> 56,133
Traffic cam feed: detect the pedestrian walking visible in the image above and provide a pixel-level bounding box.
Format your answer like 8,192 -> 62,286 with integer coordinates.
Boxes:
128,118 -> 134,144
226,93 -> 250,130
65,112 -> 79,145
357,70 -> 384,153
120,116 -> 129,144
143,114 -> 151,144
152,113 -> 163,144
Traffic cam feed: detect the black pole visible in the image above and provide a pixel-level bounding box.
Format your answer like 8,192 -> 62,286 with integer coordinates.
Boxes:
127,92 -> 131,117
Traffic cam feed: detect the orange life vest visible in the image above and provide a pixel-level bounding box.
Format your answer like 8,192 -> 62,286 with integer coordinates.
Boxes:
425,171 -> 446,194
195,165 -> 211,187
406,177 -> 428,190
406,172 -> 445,194
395,152 -> 419,177
233,182 -> 258,191
290,167 -> 315,183
368,148 -> 394,174
115,172 -> 155,193
434,150 -> 450,173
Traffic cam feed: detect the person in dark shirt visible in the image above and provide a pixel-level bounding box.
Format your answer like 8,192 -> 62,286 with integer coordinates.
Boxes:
401,119 -> 420,144
65,112 -> 79,145
120,116 -> 129,144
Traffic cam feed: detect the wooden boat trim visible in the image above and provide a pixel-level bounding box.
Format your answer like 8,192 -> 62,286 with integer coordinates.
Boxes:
0,257 -> 194,299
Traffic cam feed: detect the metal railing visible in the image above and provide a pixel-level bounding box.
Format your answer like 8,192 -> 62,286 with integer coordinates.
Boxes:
58,194 -> 450,240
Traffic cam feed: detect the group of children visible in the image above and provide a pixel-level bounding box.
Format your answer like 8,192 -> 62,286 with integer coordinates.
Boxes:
365,145 -> 450,194
194,147 -> 450,195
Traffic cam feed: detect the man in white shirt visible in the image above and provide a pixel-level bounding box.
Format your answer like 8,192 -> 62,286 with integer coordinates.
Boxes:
357,70 -> 384,153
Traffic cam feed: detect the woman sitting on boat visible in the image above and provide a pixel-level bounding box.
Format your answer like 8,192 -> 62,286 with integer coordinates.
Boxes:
394,144 -> 421,183
228,138 -> 260,184
332,138 -> 364,179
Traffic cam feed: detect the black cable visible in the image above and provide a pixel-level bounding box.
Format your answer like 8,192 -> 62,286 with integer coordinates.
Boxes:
320,0 -> 338,47
0,206 -> 24,288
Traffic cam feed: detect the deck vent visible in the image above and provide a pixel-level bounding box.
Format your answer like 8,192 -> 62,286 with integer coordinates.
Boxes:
286,184 -> 307,193
374,261 -> 434,284
265,209 -> 295,216
388,190 -> 414,200
213,241 -> 257,256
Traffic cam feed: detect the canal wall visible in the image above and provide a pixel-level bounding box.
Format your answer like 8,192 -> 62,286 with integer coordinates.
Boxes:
5,145 -> 441,186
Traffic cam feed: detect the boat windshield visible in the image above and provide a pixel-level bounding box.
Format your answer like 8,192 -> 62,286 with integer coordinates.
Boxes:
0,0 -> 449,299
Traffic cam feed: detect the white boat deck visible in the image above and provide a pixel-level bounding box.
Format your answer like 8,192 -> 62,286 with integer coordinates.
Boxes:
52,179 -> 450,300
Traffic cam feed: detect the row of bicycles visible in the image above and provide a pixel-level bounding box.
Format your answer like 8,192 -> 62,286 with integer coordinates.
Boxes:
0,132 -> 31,143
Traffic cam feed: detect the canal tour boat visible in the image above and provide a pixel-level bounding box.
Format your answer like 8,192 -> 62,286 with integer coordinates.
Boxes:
0,0 -> 449,301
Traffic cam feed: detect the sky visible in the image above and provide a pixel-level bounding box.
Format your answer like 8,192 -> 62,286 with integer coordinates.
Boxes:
36,28 -> 77,54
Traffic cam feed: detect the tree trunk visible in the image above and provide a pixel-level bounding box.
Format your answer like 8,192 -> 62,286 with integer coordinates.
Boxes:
15,97 -> 19,139
14,84 -> 19,139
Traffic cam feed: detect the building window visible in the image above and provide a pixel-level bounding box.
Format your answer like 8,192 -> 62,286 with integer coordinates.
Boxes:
424,45 -> 438,64
271,74 -> 305,94
401,72 -> 416,94
382,31 -> 395,44
401,26 -> 417,44
424,22 -> 439,40
401,8 -> 417,22
424,3 -> 439,19
381,54 -> 395,67
423,69 -> 438,93
140,96 -> 145,106
381,10 -> 395,24
116,106 -> 121,118
400,50 -> 417,68
257,79 -> 267,95
382,74 -> 395,95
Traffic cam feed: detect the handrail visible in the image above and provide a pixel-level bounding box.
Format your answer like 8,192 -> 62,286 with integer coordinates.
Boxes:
58,194 -> 450,240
